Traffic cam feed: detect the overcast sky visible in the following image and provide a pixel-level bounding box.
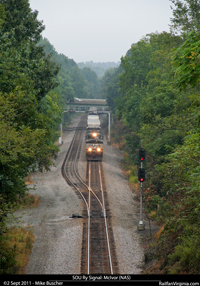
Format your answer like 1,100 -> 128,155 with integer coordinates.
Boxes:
29,0 -> 174,63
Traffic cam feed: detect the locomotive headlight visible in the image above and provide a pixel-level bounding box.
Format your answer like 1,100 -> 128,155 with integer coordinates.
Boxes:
92,132 -> 97,137
97,147 -> 101,152
88,147 -> 92,152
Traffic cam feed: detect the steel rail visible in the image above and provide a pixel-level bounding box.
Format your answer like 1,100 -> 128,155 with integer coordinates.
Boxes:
88,161 -> 91,275
62,123 -> 98,274
98,161 -> 113,274
62,125 -> 90,217
62,117 -> 114,274
73,142 -> 113,274
73,136 -> 103,210
72,130 -> 90,217
73,134 -> 114,274
72,128 -> 91,274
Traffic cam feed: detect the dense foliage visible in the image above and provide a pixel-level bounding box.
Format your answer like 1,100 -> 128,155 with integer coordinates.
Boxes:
80,67 -> 100,99
101,1 -> 200,274
100,66 -> 123,110
170,0 -> 200,34
78,61 -> 120,78
38,38 -> 104,100
0,0 -> 63,239
0,0 -> 72,273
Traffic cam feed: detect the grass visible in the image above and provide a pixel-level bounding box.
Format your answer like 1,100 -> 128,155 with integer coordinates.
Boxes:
154,225 -> 165,239
0,173 -> 39,274
18,193 -> 40,208
24,173 -> 34,185
0,227 -> 34,274
110,120 -> 140,195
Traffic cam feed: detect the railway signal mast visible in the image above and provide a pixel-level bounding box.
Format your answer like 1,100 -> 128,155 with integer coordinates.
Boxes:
138,148 -> 145,231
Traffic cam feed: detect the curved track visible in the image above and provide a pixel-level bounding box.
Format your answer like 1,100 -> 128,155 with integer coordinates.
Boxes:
61,115 -> 118,274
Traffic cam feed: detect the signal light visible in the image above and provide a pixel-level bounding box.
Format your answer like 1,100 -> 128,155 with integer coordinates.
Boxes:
138,168 -> 145,182
139,148 -> 146,162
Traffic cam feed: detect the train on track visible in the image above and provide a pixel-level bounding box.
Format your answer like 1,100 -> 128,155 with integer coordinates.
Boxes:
86,107 -> 104,161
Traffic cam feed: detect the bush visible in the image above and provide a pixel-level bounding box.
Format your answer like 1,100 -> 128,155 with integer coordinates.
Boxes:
0,227 -> 34,274
168,237 -> 200,274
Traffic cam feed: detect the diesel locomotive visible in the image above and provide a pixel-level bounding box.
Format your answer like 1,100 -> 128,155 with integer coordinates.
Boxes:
86,108 -> 104,160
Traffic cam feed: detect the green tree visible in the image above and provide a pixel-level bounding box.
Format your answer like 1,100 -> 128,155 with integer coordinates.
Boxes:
0,0 -> 60,207
0,1 -> 60,102
172,31 -> 200,88
37,39 -> 75,103
0,91 -> 57,203
143,31 -> 200,273
69,60 -> 86,98
116,36 -> 156,135
0,3 -> 5,29
1,0 -> 44,45
103,26 -> 200,274
80,67 -> 100,98
140,33 -> 185,160
101,66 -> 123,111
170,0 -> 200,34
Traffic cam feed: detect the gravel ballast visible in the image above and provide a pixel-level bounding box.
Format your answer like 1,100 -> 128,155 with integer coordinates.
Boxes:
24,116 -> 83,274
103,136 -> 144,273
17,114 -> 153,274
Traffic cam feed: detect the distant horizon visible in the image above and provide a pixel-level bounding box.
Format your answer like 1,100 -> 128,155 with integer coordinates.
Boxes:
77,60 -> 121,64
77,61 -> 120,77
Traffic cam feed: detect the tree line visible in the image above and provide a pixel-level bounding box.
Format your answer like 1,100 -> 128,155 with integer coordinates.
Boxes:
0,0 -> 60,225
101,0 -> 200,274
78,61 -> 120,78
37,37 -> 102,100
0,0 -> 104,272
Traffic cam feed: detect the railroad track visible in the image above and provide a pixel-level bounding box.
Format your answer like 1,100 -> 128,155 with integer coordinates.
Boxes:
61,115 -> 118,274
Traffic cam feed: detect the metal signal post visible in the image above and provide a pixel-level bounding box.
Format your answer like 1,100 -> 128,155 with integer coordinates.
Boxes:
137,148 -> 145,231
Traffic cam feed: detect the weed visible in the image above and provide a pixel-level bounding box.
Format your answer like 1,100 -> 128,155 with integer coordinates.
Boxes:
168,238 -> 200,274
17,193 -> 40,208
0,227 -> 34,274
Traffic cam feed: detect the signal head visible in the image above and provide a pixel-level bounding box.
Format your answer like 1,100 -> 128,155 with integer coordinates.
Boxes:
138,168 -> 145,182
139,148 -> 146,162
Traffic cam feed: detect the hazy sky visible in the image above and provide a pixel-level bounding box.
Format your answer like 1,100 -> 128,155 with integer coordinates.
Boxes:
29,0 -> 174,63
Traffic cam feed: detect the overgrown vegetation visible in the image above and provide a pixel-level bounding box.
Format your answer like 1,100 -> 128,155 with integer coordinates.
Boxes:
0,227 -> 34,274
101,0 -> 200,274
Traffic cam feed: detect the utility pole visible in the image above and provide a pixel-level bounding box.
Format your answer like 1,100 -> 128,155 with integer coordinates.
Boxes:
59,110 -> 68,145
137,148 -> 145,231
107,111 -> 111,146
